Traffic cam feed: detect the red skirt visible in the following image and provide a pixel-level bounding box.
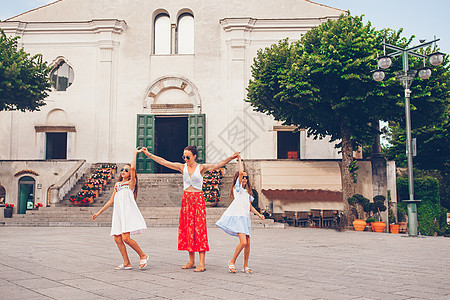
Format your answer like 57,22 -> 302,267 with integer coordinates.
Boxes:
178,191 -> 209,252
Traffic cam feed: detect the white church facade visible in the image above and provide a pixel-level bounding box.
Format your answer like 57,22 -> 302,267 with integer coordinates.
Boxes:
1,0 -> 396,215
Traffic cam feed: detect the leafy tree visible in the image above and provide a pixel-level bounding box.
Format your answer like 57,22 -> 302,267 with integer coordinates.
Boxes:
383,50 -> 450,209
0,29 -> 51,112
246,14 -> 405,220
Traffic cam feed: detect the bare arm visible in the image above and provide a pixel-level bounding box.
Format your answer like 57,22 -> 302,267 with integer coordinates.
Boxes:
92,189 -> 116,220
201,152 -> 240,175
129,147 -> 142,190
237,155 -> 243,185
142,147 -> 184,173
250,203 -> 265,220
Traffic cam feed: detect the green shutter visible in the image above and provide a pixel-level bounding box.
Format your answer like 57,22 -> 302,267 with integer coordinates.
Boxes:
188,114 -> 206,163
136,114 -> 155,173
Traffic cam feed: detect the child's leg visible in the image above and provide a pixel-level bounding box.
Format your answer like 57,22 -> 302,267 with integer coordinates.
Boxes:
121,232 -> 147,264
230,233 -> 248,265
243,235 -> 251,268
114,235 -> 131,266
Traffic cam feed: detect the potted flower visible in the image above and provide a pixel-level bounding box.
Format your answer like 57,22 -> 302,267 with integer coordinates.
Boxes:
348,194 -> 371,231
4,203 -> 14,218
34,202 -> 43,210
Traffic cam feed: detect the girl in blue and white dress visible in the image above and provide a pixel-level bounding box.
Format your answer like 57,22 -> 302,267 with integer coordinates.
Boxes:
216,155 -> 264,273
93,147 -> 149,270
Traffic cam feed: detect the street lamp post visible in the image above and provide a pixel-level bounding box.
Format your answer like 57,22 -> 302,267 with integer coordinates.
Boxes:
373,38 -> 443,236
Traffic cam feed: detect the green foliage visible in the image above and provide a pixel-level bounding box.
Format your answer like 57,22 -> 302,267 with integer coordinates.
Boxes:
0,29 -> 51,111
397,176 -> 447,235
370,195 -> 387,221
349,160 -> 359,183
246,14 -> 407,148
348,194 -> 370,219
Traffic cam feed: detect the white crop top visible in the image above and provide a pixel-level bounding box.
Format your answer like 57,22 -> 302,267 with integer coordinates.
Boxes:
183,164 -> 203,190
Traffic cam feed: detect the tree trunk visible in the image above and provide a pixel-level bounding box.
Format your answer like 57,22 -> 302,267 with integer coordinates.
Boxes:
340,122 -> 354,224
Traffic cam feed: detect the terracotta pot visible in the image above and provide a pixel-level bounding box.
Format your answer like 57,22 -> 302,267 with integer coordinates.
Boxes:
372,221 -> 387,233
390,224 -> 399,234
352,219 -> 366,231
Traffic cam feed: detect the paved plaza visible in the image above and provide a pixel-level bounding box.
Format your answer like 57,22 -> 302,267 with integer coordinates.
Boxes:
0,226 -> 449,300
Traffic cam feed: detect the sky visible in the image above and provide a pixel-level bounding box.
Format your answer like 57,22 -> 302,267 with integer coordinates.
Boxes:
0,0 -> 448,54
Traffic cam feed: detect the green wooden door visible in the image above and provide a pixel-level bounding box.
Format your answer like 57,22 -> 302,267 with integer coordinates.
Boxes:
188,114 -> 206,163
136,115 -> 155,173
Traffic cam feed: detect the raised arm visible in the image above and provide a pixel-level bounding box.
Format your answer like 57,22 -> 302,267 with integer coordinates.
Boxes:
129,147 -> 142,190
142,147 -> 184,173
237,154 -> 243,185
92,189 -> 116,220
201,152 -> 240,175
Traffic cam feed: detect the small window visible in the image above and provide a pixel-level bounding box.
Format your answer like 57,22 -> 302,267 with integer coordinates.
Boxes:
50,60 -> 74,91
277,131 -> 300,159
177,13 -> 194,54
154,13 -> 171,54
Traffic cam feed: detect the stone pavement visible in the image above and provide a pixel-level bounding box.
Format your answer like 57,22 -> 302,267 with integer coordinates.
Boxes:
0,227 -> 449,300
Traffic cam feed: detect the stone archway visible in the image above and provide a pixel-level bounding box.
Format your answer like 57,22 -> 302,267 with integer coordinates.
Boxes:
143,76 -> 201,114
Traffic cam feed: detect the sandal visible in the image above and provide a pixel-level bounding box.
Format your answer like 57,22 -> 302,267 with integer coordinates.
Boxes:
115,264 -> 132,270
139,255 -> 149,270
228,263 -> 236,273
242,267 -> 253,274
194,265 -> 206,272
181,263 -> 196,269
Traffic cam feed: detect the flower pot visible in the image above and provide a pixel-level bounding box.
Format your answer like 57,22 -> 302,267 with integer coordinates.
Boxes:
4,207 -> 13,218
205,202 -> 218,207
372,221 -> 387,233
352,219 -> 366,231
390,224 -> 399,234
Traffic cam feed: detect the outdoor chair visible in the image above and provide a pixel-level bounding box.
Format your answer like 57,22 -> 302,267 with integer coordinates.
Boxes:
310,209 -> 322,227
322,210 -> 338,228
271,212 -> 286,223
284,211 -> 296,226
296,211 -> 310,227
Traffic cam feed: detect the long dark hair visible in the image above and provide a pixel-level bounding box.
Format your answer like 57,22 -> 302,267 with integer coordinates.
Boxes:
229,171 -> 253,201
118,164 -> 138,199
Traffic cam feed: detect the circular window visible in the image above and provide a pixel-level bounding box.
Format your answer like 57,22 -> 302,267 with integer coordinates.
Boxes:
50,60 -> 74,91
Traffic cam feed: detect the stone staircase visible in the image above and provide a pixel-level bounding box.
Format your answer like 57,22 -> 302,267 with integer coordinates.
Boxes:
0,206 -> 282,228
1,164 -> 283,228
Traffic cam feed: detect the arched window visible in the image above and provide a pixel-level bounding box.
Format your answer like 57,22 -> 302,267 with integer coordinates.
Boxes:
177,13 -> 194,54
50,60 -> 74,91
154,13 -> 171,54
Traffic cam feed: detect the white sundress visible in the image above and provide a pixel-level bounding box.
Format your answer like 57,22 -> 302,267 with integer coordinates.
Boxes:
216,180 -> 254,237
110,180 -> 147,236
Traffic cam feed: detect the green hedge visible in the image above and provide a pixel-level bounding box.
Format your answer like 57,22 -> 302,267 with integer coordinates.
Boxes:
397,176 -> 448,236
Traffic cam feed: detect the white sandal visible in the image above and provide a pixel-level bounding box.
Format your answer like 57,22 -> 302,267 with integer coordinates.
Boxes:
242,267 -> 253,273
139,255 -> 149,270
115,264 -> 132,270
228,263 -> 236,273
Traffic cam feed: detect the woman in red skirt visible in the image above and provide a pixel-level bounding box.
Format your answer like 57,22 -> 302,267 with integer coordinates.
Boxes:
142,146 -> 239,272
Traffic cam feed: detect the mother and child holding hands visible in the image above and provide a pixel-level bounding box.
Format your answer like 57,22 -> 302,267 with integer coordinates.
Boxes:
93,145 -> 264,273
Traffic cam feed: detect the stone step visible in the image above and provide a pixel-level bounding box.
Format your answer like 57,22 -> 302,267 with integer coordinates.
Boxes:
0,206 -> 284,228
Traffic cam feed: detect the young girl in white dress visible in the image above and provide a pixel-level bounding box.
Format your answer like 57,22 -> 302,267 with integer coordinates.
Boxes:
216,155 -> 264,273
93,147 -> 149,270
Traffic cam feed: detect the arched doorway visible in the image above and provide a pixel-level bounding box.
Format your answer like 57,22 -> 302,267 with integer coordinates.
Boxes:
18,176 -> 35,214
0,185 -> 5,206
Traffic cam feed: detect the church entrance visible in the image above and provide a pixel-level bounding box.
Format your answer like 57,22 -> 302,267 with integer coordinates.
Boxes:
154,116 -> 188,173
136,114 -> 205,173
